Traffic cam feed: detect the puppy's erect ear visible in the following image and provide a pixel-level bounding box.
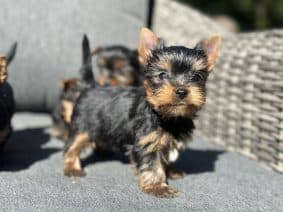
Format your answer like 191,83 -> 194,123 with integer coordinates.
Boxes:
195,36 -> 221,71
6,42 -> 17,65
82,34 -> 91,66
91,46 -> 102,55
59,78 -> 79,92
81,34 -> 94,84
0,56 -> 7,83
138,28 -> 159,65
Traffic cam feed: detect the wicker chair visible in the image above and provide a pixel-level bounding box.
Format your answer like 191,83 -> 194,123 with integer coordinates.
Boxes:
154,0 -> 283,173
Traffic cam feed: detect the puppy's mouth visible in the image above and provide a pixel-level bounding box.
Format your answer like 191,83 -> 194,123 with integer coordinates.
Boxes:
157,103 -> 198,118
172,103 -> 187,107
167,101 -> 188,107
164,102 -> 200,111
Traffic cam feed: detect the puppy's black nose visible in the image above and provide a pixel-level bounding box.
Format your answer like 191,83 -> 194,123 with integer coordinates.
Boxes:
176,88 -> 188,99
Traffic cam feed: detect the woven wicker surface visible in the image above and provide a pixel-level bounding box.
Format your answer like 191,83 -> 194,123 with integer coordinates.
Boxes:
154,0 -> 283,173
153,0 -> 230,47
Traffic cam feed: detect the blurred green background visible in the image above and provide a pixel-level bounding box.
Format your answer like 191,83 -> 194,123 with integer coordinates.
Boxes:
178,0 -> 283,31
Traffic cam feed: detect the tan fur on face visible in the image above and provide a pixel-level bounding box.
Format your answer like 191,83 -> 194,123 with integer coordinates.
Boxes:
59,78 -> 80,92
61,100 -> 74,124
192,58 -> 207,71
0,56 -> 7,84
113,59 -> 127,70
114,75 -> 135,86
145,81 -> 205,117
145,81 -> 175,110
186,85 -> 205,108
158,60 -> 171,72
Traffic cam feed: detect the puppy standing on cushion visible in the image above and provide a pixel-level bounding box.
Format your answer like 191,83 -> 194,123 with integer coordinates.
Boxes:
0,43 -> 17,151
63,28 -> 220,198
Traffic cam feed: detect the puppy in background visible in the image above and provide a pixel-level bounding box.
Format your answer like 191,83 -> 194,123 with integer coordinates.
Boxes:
51,35 -> 94,141
0,42 -> 17,151
93,45 -> 142,86
52,35 -> 144,141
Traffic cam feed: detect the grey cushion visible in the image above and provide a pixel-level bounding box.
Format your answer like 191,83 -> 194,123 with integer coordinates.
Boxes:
1,113 -> 282,211
0,0 -> 148,112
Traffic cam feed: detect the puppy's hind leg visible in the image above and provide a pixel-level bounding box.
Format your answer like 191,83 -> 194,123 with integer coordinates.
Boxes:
166,164 -> 185,180
63,132 -> 91,177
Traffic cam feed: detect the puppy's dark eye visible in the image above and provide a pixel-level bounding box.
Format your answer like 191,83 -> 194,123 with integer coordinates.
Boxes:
191,73 -> 203,82
159,72 -> 168,80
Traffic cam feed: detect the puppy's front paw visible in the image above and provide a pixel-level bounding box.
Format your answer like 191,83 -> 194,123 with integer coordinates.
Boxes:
142,184 -> 179,198
64,167 -> 86,177
167,168 -> 185,180
64,159 -> 86,177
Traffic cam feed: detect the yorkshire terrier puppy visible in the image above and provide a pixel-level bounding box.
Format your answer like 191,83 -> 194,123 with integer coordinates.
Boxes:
51,35 -> 94,141
93,45 -> 142,86
63,28 -> 220,198
52,35 -> 143,141
51,78 -> 83,140
0,42 -> 17,151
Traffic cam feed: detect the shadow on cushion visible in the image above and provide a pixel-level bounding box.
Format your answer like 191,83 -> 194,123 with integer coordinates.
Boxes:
0,127 -> 60,171
82,147 -> 224,174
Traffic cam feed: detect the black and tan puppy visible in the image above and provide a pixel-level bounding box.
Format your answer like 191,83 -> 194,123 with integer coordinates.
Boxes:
0,43 -> 17,151
63,28 -> 220,198
51,78 -> 83,140
93,45 -> 142,86
51,35 -> 94,141
52,35 -> 143,141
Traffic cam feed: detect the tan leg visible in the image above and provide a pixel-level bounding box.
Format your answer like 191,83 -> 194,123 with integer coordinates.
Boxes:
50,126 -> 69,142
141,183 -> 179,198
64,132 -> 90,177
50,126 -> 61,138
166,165 -> 185,180
137,160 -> 179,198
61,100 -> 74,124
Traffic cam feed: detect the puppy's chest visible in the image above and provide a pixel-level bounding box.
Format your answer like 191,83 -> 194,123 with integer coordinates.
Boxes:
159,119 -> 195,163
165,142 -> 185,163
164,136 -> 187,163
138,128 -> 190,164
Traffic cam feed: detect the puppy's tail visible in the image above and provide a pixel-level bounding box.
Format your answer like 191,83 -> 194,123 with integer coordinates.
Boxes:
80,34 -> 95,86
6,42 -> 17,65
